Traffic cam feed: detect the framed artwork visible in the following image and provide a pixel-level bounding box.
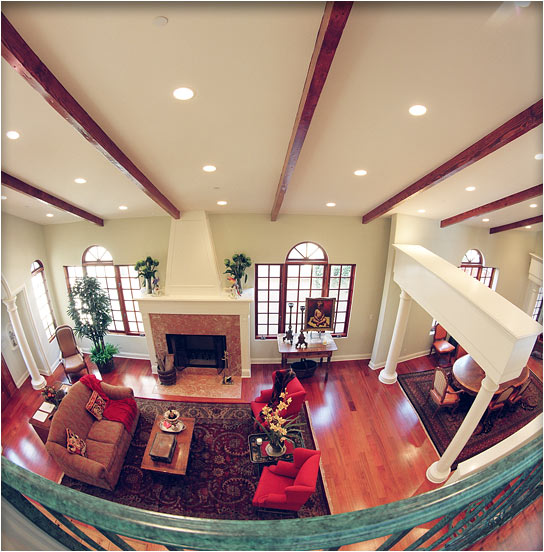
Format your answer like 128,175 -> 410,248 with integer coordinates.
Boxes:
304,297 -> 336,332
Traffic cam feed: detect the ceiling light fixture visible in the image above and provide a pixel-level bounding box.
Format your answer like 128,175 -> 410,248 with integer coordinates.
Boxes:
153,16 -> 169,26
482,218 -> 490,222
353,169 -> 367,176
465,186 -> 476,192
530,203 -> 538,208
417,209 -> 426,213
74,177 -> 87,184
46,213 -> 54,218
119,205 -> 128,210
203,165 -> 217,172
534,153 -> 543,160
409,105 -> 427,116
173,87 -> 194,100
525,225 -> 532,229
217,200 -> 227,206
326,202 -> 336,207
6,130 -> 20,140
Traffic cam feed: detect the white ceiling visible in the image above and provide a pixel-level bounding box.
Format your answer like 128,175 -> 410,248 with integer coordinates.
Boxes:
1,1 -> 542,232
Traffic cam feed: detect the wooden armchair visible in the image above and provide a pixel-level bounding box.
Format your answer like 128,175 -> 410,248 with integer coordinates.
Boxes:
55,325 -> 89,383
430,324 -> 456,368
483,386 -> 516,424
506,379 -> 531,411
429,366 -> 463,413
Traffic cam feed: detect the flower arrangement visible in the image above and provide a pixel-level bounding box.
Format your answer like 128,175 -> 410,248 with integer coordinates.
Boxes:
41,385 -> 65,409
257,391 -> 301,454
224,253 -> 252,295
134,256 -> 159,293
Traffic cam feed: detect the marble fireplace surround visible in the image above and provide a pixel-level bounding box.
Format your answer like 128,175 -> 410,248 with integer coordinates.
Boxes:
138,295 -> 252,378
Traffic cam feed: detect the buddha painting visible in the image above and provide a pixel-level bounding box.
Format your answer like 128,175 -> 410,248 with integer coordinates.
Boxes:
304,297 -> 335,332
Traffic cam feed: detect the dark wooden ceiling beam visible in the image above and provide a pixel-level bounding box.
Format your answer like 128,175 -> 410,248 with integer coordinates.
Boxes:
1,171 -> 104,226
440,184 -> 543,228
1,14 -> 180,219
270,1 -> 352,221
362,99 -> 543,224
489,215 -> 543,234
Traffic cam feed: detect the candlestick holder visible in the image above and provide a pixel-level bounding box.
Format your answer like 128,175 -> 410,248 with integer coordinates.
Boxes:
295,306 -> 307,349
283,302 -> 294,344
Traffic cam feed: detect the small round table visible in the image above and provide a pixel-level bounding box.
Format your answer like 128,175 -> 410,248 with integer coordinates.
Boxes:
452,355 -> 529,395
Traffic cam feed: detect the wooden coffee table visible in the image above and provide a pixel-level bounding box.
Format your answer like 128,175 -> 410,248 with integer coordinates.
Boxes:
141,415 -> 195,475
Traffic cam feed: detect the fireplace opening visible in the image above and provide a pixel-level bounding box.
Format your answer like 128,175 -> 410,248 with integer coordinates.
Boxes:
166,334 -> 226,370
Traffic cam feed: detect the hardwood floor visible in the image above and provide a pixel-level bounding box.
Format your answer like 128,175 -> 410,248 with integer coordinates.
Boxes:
1,354 -> 542,550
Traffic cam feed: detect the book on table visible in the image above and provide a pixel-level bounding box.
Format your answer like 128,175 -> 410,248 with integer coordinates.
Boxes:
149,432 -> 177,463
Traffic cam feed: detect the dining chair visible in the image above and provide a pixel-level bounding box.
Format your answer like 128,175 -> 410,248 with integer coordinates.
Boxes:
429,366 -> 463,413
55,325 -> 89,383
506,379 -> 531,411
483,386 -> 516,424
430,324 -> 456,368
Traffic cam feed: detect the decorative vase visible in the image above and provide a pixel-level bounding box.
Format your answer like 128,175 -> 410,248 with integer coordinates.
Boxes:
146,278 -> 153,294
265,442 -> 287,457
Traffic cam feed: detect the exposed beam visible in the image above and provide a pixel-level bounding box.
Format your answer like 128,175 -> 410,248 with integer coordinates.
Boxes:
362,100 -> 543,224
1,14 -> 181,219
440,184 -> 543,228
270,2 -> 352,221
1,171 -> 104,226
489,215 -> 543,234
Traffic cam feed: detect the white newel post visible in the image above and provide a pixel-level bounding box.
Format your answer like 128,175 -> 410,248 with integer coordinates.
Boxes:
379,289 -> 412,385
3,296 -> 46,390
426,375 -> 499,483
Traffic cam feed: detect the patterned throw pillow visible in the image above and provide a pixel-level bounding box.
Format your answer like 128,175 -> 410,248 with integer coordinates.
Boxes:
66,428 -> 87,457
85,390 -> 107,420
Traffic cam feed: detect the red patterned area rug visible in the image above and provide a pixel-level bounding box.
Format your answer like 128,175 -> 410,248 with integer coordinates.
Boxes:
61,399 -> 330,520
398,370 -> 543,468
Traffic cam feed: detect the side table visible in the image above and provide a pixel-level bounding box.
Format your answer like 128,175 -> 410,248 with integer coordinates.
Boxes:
248,430 -> 305,474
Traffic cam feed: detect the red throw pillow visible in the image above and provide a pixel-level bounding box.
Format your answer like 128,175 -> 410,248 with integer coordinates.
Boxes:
85,390 -> 107,420
66,428 -> 87,457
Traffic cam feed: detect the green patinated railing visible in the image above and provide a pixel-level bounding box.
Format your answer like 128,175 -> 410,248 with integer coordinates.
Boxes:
2,436 -> 542,551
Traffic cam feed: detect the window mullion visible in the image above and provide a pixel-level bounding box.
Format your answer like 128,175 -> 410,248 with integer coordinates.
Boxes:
279,263 -> 287,333
114,265 -> 131,334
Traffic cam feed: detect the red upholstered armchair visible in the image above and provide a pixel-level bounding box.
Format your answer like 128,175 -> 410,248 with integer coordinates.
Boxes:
250,370 -> 306,424
252,448 -> 321,511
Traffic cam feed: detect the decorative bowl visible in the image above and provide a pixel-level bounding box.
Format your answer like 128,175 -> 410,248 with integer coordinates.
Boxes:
163,409 -> 180,424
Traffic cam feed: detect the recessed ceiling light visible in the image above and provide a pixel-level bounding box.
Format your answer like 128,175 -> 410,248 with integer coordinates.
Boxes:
326,202 -> 336,207
482,218 -> 490,222
6,130 -> 20,140
525,225 -> 532,229
409,105 -> 427,116
530,203 -> 538,208
203,165 -> 216,172
173,87 -> 194,101
74,177 -> 87,184
417,209 -> 426,213
217,200 -> 228,206
119,205 -> 128,210
1,195 -> 6,200
353,169 -> 367,176
46,213 -> 54,218
534,153 -> 543,160
465,186 -> 476,192
152,16 -> 168,26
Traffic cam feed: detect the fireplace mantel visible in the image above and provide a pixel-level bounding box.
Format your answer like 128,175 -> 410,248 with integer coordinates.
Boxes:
137,291 -> 252,377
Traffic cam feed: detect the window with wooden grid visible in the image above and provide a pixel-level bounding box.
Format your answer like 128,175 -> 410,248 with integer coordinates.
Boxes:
459,249 -> 497,290
63,246 -> 145,336
30,260 -> 57,341
532,287 -> 543,321
255,242 -> 355,339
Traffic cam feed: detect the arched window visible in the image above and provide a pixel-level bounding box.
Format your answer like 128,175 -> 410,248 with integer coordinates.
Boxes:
255,242 -> 355,338
30,260 -> 57,340
64,246 -> 144,335
459,249 -> 497,289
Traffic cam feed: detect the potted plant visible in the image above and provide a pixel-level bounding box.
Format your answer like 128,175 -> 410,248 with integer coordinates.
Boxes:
224,253 -> 252,296
67,276 -> 119,374
135,256 -> 160,294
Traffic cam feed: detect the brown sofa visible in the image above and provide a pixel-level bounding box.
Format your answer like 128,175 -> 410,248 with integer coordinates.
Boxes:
46,380 -> 139,491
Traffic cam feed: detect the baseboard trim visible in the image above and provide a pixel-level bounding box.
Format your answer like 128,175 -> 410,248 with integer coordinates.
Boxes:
80,348 -> 150,361
15,372 -> 28,388
368,349 -> 430,370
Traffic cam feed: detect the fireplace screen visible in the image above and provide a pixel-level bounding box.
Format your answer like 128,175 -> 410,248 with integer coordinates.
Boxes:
166,334 -> 226,370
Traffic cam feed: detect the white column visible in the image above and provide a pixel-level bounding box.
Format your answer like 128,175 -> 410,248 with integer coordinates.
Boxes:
426,375 -> 499,483
3,296 -> 46,390
525,283 -> 540,317
379,289 -> 412,385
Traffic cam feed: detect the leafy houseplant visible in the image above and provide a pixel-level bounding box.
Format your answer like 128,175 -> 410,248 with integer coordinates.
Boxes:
135,256 -> 159,294
67,276 -> 119,373
224,253 -> 252,296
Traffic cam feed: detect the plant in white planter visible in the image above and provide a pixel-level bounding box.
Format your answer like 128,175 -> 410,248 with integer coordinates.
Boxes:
135,256 -> 159,294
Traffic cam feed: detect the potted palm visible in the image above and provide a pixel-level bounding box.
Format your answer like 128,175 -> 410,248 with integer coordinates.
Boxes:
224,253 -> 252,295
135,256 -> 159,294
67,276 -> 119,374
